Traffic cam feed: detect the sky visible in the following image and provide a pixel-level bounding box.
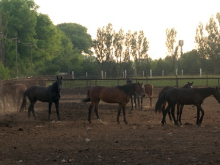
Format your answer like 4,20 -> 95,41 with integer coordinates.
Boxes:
34,0 -> 220,60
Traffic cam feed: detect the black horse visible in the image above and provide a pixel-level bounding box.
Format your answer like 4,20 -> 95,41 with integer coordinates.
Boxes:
157,82 -> 193,124
126,77 -> 140,111
155,87 -> 220,125
20,76 -> 62,120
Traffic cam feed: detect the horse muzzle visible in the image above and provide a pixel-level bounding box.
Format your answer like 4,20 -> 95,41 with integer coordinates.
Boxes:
142,94 -> 146,97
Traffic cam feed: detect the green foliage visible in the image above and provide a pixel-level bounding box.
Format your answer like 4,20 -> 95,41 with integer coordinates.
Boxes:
57,23 -> 93,54
0,61 -> 10,80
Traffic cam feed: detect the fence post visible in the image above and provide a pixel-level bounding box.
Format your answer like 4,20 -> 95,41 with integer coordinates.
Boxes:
72,71 -> 74,79
176,75 -> 178,87
150,69 -> 152,78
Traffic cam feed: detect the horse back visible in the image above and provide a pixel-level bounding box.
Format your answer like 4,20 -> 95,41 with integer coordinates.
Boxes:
89,86 -> 129,103
26,86 -> 52,102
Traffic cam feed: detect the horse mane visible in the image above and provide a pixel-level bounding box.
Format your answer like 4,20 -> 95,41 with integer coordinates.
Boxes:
117,83 -> 136,95
51,79 -> 60,93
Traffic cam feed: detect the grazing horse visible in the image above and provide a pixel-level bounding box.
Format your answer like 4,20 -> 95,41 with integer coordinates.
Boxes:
155,87 -> 220,125
82,83 -> 145,124
157,82 -> 193,124
19,76 -> 62,120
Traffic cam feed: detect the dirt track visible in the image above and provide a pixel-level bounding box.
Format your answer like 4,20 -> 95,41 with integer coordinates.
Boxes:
1,87 -> 220,165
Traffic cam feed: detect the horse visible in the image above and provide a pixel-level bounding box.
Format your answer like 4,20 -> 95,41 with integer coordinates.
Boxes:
19,76 -> 62,121
0,81 -> 17,111
10,84 -> 27,111
155,87 -> 220,126
0,79 -> 39,111
138,84 -> 154,110
125,77 -> 140,111
82,82 -> 146,124
157,82 -> 193,124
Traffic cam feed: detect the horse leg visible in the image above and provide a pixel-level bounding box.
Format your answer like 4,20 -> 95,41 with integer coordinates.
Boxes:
134,94 -> 137,110
161,105 -> 170,125
178,104 -> 184,125
171,104 -> 178,125
48,102 -> 52,121
31,101 -> 37,120
121,103 -> 128,124
199,107 -> 205,124
55,101 -> 60,121
117,104 -> 121,124
135,93 -> 140,110
88,102 -> 94,123
141,96 -> 143,110
130,96 -> 134,111
150,97 -> 153,107
94,102 -> 101,121
197,105 -> 204,125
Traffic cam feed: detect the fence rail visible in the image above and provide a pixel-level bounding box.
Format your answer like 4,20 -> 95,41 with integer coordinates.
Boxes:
58,77 -> 220,88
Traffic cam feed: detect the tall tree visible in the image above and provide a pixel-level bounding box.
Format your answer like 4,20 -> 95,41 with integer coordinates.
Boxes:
165,27 -> 177,56
104,23 -> 113,61
123,30 -> 132,62
93,27 -> 105,63
205,15 -> 220,68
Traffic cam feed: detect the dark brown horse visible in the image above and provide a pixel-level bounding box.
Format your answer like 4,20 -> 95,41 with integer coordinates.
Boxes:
155,87 -> 220,125
157,82 -> 193,124
125,77 -> 138,110
82,83 -> 145,124
19,76 -> 62,120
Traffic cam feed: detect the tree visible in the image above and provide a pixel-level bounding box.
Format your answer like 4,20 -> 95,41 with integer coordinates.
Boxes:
57,23 -> 93,55
123,30 -> 132,62
165,27 -> 177,56
103,23 -> 113,61
93,27 -> 105,63
0,0 -> 38,76
205,15 -> 220,71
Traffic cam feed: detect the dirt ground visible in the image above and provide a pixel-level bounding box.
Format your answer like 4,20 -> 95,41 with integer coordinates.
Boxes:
1,87 -> 220,165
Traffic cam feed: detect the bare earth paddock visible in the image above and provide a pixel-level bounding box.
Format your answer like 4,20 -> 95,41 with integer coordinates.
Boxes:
0,87 -> 220,165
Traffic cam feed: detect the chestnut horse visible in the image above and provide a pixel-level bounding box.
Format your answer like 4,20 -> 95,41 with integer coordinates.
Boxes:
140,84 -> 154,110
155,87 -> 220,126
82,83 -> 145,124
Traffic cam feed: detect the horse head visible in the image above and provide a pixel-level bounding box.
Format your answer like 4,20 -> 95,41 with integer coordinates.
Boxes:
56,76 -> 62,92
135,82 -> 145,97
213,87 -> 220,103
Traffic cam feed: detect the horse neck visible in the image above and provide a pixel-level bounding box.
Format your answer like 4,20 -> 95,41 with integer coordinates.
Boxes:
119,83 -> 136,96
199,88 -> 215,98
52,82 -> 59,93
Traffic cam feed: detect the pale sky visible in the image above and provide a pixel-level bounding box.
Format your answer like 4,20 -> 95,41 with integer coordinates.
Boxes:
34,0 -> 220,60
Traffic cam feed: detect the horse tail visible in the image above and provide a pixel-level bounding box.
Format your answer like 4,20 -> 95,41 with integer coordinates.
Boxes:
19,90 -> 27,112
82,89 -> 91,102
155,92 -> 167,113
